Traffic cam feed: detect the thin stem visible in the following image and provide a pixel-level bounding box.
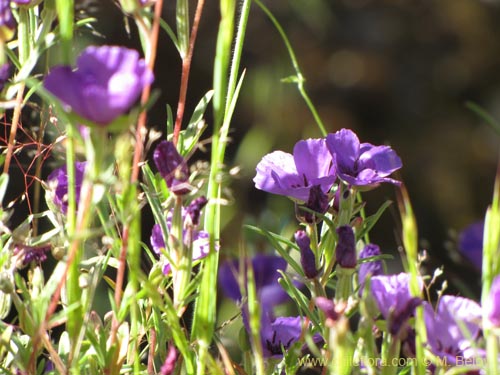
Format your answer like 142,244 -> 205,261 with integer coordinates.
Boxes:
130,0 -> 163,185
173,0 -> 206,146
2,83 -> 25,175
254,0 -> 328,136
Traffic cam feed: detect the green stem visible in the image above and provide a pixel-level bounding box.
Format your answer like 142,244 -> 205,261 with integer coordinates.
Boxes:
381,334 -> 401,375
254,0 -> 327,136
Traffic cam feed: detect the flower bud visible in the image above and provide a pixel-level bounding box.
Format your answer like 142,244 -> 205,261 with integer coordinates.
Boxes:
153,141 -> 190,195
295,230 -> 319,279
315,297 -> 339,323
335,226 -> 356,269
358,243 -> 383,295
186,196 -> 208,227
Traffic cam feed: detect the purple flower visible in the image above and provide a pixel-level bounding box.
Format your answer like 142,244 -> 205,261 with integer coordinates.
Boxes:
424,296 -> 483,366
370,273 -> 422,335
254,138 -> 336,202
14,244 -> 51,267
358,243 -> 383,293
299,184 -> 330,223
261,316 -> 303,358
335,225 -> 357,269
0,0 -> 14,31
153,141 -> 190,195
150,204 -> 213,274
326,128 -> 402,187
44,45 -> 154,125
218,254 -> 291,312
458,221 -> 484,270
47,161 -> 86,213
485,275 -> 500,328
295,230 -> 319,279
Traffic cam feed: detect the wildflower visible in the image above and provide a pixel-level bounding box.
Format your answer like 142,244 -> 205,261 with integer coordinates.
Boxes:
326,128 -> 402,187
153,140 -> 190,195
370,273 -> 422,336
335,225 -> 357,269
254,138 -> 336,202
458,220 -> 483,270
261,316 -> 303,357
424,296 -> 483,366
44,45 -> 154,125
294,230 -> 319,279
218,254 -> 291,311
358,243 -> 383,294
14,244 -> 51,267
485,275 -> 500,328
47,161 -> 86,214
150,201 -> 212,274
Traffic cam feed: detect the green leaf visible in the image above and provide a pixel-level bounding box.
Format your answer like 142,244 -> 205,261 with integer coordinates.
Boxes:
466,101 -> 500,135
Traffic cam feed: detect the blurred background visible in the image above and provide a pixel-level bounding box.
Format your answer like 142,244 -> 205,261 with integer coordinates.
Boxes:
6,0 -> 500,299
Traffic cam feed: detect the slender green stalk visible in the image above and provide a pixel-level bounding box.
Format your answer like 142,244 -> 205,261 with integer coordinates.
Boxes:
254,0 -> 327,136
380,334 -> 401,375
192,0 -> 252,372
397,185 -> 426,375
55,0 -> 74,64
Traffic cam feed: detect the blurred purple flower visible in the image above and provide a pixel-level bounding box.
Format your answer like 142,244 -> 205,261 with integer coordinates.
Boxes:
458,221 -> 484,270
218,254 -> 290,313
0,0 -> 15,31
254,138 -> 336,202
326,128 -> 402,187
370,273 -> 422,335
424,296 -> 483,366
335,225 -> 357,269
485,275 -> 500,328
47,161 -> 86,213
44,45 -> 153,125
295,230 -> 318,279
153,140 -> 190,195
358,243 -> 383,294
150,201 -> 212,274
262,316 -> 303,358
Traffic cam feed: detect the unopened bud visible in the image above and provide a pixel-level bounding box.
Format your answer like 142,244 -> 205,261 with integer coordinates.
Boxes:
294,230 -> 319,279
335,226 -> 356,269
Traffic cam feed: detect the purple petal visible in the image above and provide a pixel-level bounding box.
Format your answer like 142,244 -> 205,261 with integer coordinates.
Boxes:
293,138 -> 334,185
218,255 -> 289,310
44,45 -> 153,125
150,224 -> 166,254
358,243 -> 383,293
326,129 -> 360,172
0,0 -> 15,30
458,221 -> 484,270
358,144 -> 402,176
153,140 -> 189,194
254,151 -> 304,199
262,316 -> 303,358
424,296 -> 482,365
